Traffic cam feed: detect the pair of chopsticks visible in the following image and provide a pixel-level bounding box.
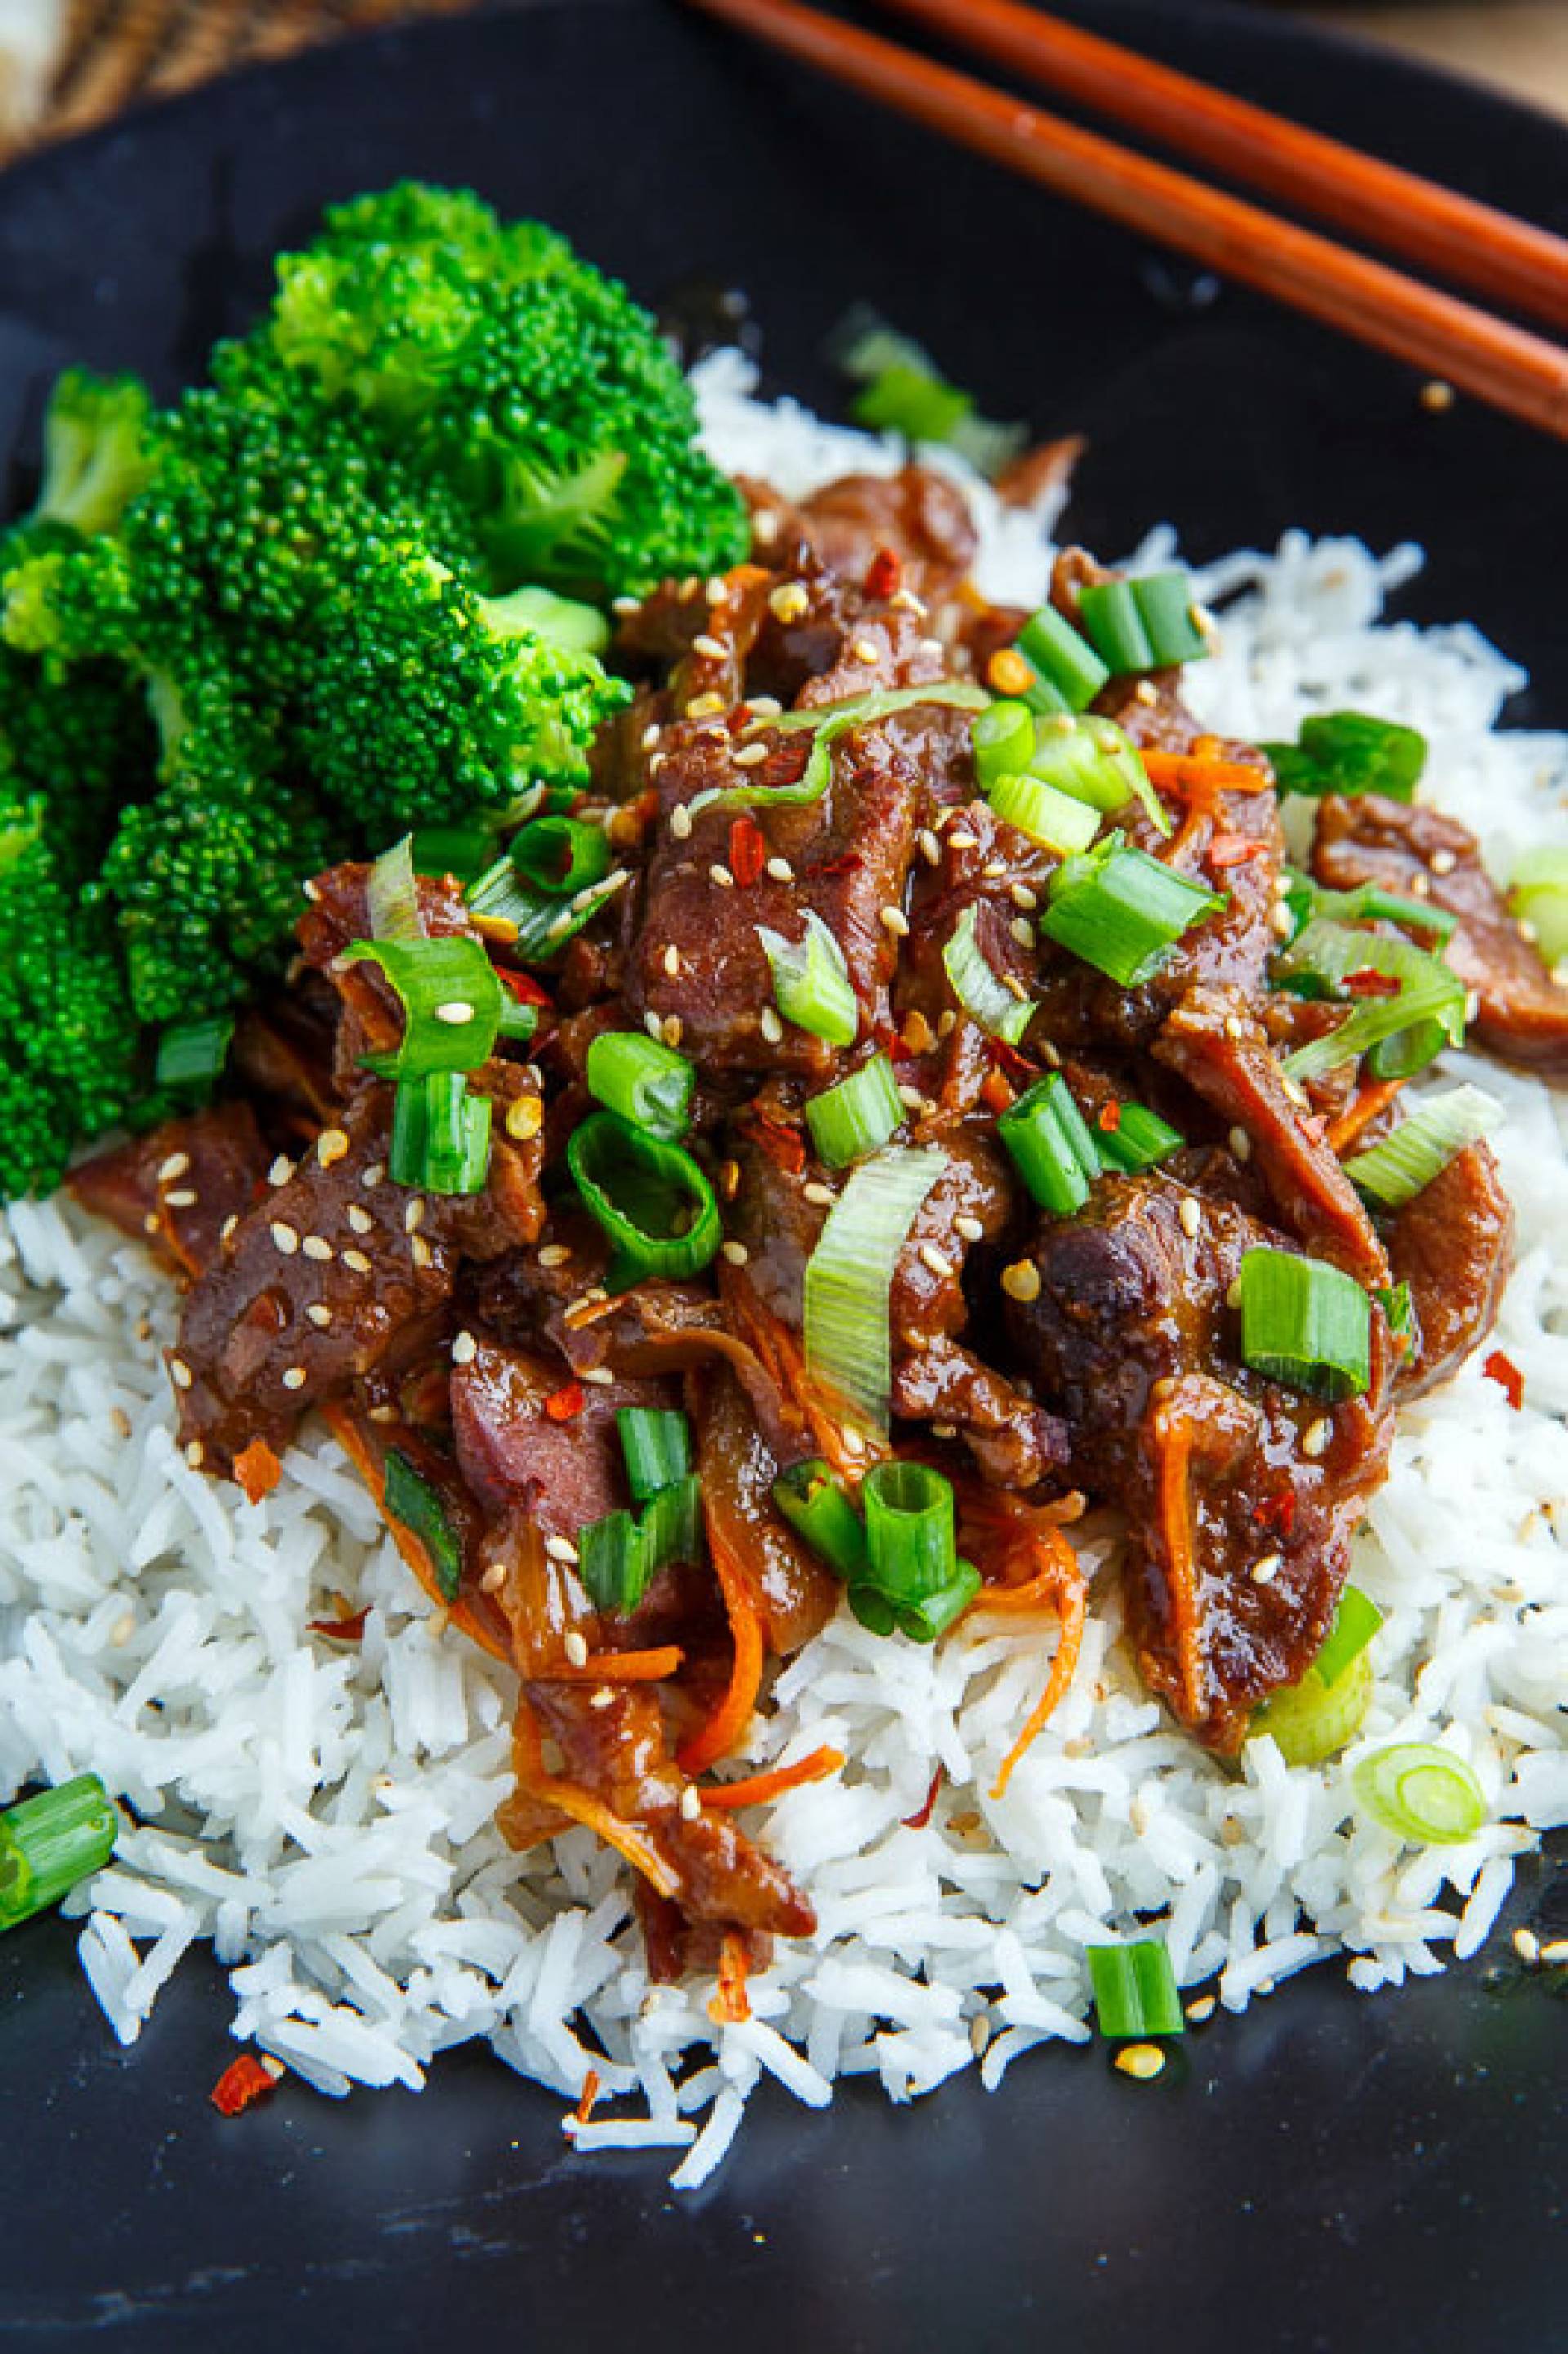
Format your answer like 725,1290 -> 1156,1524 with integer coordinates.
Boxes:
683,0 -> 1568,439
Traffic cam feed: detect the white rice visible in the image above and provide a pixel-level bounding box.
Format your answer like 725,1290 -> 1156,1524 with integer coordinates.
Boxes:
2,350 -> 1566,2183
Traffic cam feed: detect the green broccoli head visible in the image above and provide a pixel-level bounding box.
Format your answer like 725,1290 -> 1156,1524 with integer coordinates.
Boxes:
0,794 -> 144,1195
264,181 -> 747,598
26,367 -> 154,541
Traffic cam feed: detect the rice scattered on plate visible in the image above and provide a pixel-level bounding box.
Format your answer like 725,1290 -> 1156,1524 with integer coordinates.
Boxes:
2,351 -> 1566,2191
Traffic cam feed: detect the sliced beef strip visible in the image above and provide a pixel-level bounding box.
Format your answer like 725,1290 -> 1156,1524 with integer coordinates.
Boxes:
1384,1139 -> 1513,1398
1155,983 -> 1390,1286
450,1333 -> 675,1549
68,1102 -> 270,1282
745,466 -> 978,603
1311,792 -> 1568,1072
297,861 -> 484,1095
1004,1173 -> 1396,1749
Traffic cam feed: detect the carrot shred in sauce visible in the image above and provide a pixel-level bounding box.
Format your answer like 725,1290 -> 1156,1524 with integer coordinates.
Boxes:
547,1645 -> 684,1683
233,1437 -> 283,1505
708,1933 -> 752,2024
210,2053 -> 283,2117
572,2069 -> 602,2127
511,1697 -> 682,1899
1327,1076 -> 1406,1155
1140,751 -> 1270,796
675,1512 -> 766,1777
700,1745 -> 844,1811
960,1500 -> 1089,1799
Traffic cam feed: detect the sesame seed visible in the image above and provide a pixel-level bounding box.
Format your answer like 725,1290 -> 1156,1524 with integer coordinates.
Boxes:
680,1784 -> 703,1821
693,633 -> 725,661
1009,917 -> 1035,948
1465,990 -> 1481,1023
1178,1197 -> 1201,1239
768,582 -> 810,624
612,594 -> 641,615
644,1009 -> 665,1042
641,722 -> 662,753
919,636 -> 945,661
539,1244 -> 572,1269
803,1180 -> 835,1207
404,1197 -> 426,1233
434,1001 -> 474,1028
1251,1552 -> 1282,1585
686,693 -> 726,720
982,858 -> 1007,881
930,1423 -> 958,1441
302,1236 -> 333,1263
1134,679 -> 1160,707
1185,1995 -> 1217,2025
889,588 -> 928,617
1225,1277 -> 1244,1311
547,1536 -> 581,1567
1114,2044 -> 1166,2081
898,1082 -> 924,1110
902,1010 -> 936,1054
1228,1126 -> 1253,1163
1281,1076 -> 1310,1110
852,636 -> 880,665
1002,1259 -> 1041,1304
1271,903 -> 1294,938
766,855 -> 796,885
564,1630 -> 589,1666
840,1424 -> 866,1457
1003,975 -> 1029,1003
410,1236 -> 434,1269
1539,1940 -> 1568,1967
316,1128 -> 350,1167
662,1015 -> 684,1049
281,1366 -> 308,1392
670,804 -> 693,841
710,863 -> 736,889
752,510 -> 780,547
947,830 -> 978,852
732,741 -> 768,768
920,1242 -> 955,1281
1190,604 -> 1219,640
1009,883 -> 1038,912
919,828 -> 942,866
220,1215 -> 238,1246
1518,916 -> 1539,944
164,1188 -> 198,1209
169,1356 -> 193,1389
1430,847 -> 1457,876
748,696 -> 783,718
1223,1014 -> 1246,1041
362,1162 -> 385,1188
1420,378 -> 1455,413
1514,1926 -> 1540,1965
109,1608 -> 136,1646
306,1304 -> 333,1328
660,944 -> 684,983
368,1404 -> 399,1424
506,1095 -> 544,1143
759,1005 -> 784,1045
345,1205 -> 373,1237
270,1221 -> 300,1255
880,904 -> 911,937
1040,1040 -> 1062,1068
184,1443 -> 205,1472
343,1248 -> 372,1275
480,1563 -> 506,1594
1303,1416 -> 1331,1458
954,1214 -> 984,1243
268,1156 -> 295,1187
721,1239 -> 751,1266
157,1152 -> 190,1184
452,1331 -> 478,1366
580,1366 -> 615,1386
937,1009 -> 958,1038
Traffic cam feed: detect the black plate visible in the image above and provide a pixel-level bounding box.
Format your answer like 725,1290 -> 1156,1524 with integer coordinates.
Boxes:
2,6 -> 1565,2347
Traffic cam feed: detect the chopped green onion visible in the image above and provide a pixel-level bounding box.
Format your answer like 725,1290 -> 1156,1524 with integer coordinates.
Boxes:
998,1073 -> 1099,1217
1263,711 -> 1428,801
1276,918 -> 1468,1081
366,833 -> 424,941
1375,1280 -> 1418,1349
883,1562 -> 982,1642
1509,847 -> 1568,970
1313,1585 -> 1383,1689
617,1407 -> 692,1503
511,815 -> 613,899
384,1450 -> 462,1600
639,1471 -> 702,1576
1077,580 -> 1155,674
1352,1743 -> 1486,1845
862,1459 -> 956,1597
757,910 -> 859,1049
805,1053 -> 906,1170
154,1014 -> 234,1094
987,769 -> 1102,858
1041,836 -> 1223,988
1013,604 -> 1109,715
1026,712 -> 1170,839
700,684 -> 987,818
830,310 -> 1026,477
567,1112 -> 720,1287
803,1146 -> 945,1433
579,1509 -> 645,1613
344,934 -> 506,1078
942,903 -> 1035,1044
585,1029 -> 693,1139
1094,1100 -> 1184,1174
773,1459 -> 870,1583
0,1773 -> 118,1933
410,819 -> 503,885
465,850 -> 626,963
1128,573 -> 1210,667
854,360 -> 971,444
1253,1648 -> 1374,1768
1239,1246 -> 1371,1401
1087,1941 -> 1185,2040
1294,874 -> 1458,943
1344,1085 -> 1501,1209
972,698 -> 1036,791
387,1069 -> 491,1194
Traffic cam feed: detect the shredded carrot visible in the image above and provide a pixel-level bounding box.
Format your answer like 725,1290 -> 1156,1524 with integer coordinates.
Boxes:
548,1645 -> 685,1684
1326,1075 -> 1406,1155
1207,833 -> 1266,869
1150,1409 -> 1205,1724
676,1514 -> 766,1777
981,1068 -> 1016,1116
955,1507 -> 1089,1799
701,1745 -> 844,1811
989,1568 -> 1088,1802
1141,751 -> 1269,796
1483,1349 -> 1524,1411
902,1766 -> 945,1830
233,1437 -> 283,1505
544,1380 -> 586,1423
210,2053 -> 283,2117
728,814 -> 766,888
322,1403 -> 510,1665
708,1933 -> 752,2025
572,2069 -> 602,2127
511,1700 -> 681,1898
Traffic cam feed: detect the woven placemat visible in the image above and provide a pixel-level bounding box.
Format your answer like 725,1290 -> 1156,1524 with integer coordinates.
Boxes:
21,0 -> 492,154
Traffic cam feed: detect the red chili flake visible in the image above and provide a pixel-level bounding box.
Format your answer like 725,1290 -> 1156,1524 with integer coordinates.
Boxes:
500,967 -> 552,1010
1207,835 -> 1264,869
572,2068 -> 602,2127
873,1019 -> 905,1059
981,1069 -> 1016,1116
751,1110 -> 806,1175
233,1438 -> 283,1507
210,2053 -> 283,2118
987,1034 -> 1039,1081
1343,968 -> 1402,999
865,546 -> 902,601
545,1380 -> 586,1423
1252,1488 -> 1297,1540
306,1607 -> 370,1643
1096,1101 -> 1124,1135
728,815 -> 766,888
1297,1112 -> 1330,1146
902,1767 -> 945,1830
1483,1349 -> 1524,1411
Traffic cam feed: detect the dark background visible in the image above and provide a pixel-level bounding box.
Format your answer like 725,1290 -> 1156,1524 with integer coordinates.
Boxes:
0,5 -> 1564,2348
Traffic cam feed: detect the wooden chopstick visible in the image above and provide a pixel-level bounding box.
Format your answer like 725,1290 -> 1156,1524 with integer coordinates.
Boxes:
876,0 -> 1568,332
684,0 -> 1568,442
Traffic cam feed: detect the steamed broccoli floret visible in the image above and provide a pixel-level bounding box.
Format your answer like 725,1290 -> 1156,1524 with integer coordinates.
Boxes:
0,795 -> 144,1197
23,367 -> 153,541
265,183 -> 748,597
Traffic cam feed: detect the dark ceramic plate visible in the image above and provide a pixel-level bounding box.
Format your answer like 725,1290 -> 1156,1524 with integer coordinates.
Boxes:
2,5 -> 1565,2347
